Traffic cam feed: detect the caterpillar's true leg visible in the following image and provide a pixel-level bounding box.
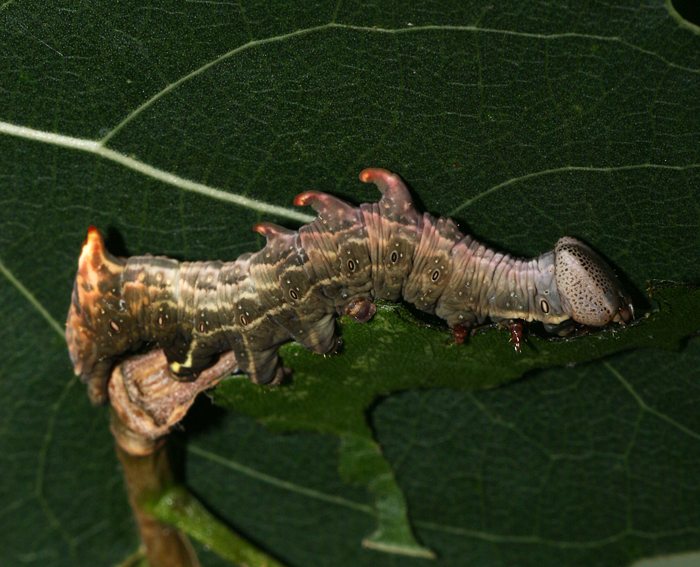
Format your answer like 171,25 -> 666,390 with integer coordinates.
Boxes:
244,347 -> 291,385
451,323 -> 471,345
507,320 -> 524,353
343,297 -> 377,323
306,313 -> 342,354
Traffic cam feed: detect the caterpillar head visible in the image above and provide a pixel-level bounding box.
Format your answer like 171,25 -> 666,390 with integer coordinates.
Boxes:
554,237 -> 633,327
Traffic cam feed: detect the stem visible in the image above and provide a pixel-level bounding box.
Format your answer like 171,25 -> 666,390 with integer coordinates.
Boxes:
106,350 -> 285,566
149,486 -> 289,567
112,410 -> 200,567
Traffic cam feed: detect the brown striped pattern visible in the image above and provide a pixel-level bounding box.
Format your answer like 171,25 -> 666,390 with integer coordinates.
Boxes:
66,168 -> 633,404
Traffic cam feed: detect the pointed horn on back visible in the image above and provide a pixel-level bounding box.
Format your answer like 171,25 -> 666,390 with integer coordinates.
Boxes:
252,222 -> 295,240
294,190 -> 355,215
358,168 -> 421,224
359,168 -> 411,199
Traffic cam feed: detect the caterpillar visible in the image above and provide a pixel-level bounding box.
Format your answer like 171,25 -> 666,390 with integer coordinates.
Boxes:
66,168 -> 634,404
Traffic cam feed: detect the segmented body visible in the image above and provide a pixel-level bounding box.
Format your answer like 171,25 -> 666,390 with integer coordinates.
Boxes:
66,168 -> 633,404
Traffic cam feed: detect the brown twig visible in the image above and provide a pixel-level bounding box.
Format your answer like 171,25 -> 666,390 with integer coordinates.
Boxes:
107,350 -> 237,567
113,418 -> 200,567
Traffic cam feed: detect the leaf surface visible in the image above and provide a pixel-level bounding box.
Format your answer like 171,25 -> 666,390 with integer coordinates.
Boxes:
0,1 -> 698,566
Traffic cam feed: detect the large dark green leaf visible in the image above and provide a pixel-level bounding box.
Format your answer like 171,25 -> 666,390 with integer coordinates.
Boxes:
1,1 -> 698,566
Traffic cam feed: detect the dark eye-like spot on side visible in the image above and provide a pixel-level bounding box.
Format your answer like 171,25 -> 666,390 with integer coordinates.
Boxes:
347,259 -> 356,272
289,289 -> 299,300
240,315 -> 249,326
431,269 -> 440,282
390,251 -> 399,264
540,299 -> 550,314
109,320 -> 120,333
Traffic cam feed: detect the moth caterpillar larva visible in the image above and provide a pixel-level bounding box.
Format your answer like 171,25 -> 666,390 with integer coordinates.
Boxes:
66,168 -> 633,404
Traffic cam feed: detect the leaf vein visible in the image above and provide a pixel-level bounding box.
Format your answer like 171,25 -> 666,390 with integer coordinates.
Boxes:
35,376 -> 80,557
449,163 -> 700,216
416,520 -> 700,549
101,22 -> 698,145
0,120 -> 314,223
605,361 -> 700,442
188,443 -> 374,514
0,256 -> 64,338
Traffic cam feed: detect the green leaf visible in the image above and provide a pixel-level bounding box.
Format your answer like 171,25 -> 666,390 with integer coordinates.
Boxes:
207,286 -> 699,556
374,339 -> 700,566
1,2 -> 698,567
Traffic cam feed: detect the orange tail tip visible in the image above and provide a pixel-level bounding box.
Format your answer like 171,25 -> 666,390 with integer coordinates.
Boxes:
79,226 -> 107,270
84,225 -> 102,248
78,226 -> 124,276
67,228 -> 127,404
